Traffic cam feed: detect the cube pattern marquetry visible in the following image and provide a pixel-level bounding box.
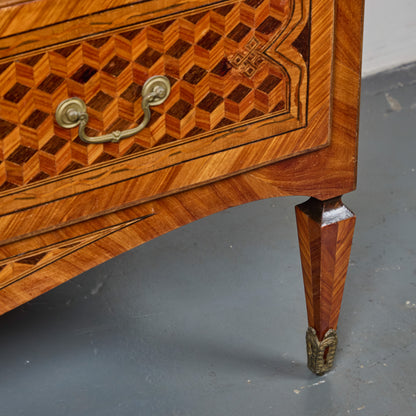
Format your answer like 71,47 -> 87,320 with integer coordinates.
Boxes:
0,0 -> 309,191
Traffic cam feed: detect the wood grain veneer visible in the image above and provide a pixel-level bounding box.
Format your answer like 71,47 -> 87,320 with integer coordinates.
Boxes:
0,0 -> 310,190
295,197 -> 356,340
0,0 -> 364,375
0,0 -> 337,246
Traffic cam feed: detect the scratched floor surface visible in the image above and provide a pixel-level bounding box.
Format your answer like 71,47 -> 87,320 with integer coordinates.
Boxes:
0,63 -> 415,416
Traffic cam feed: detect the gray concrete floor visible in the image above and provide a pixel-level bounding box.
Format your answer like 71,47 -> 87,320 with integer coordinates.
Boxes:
1,64 -> 416,416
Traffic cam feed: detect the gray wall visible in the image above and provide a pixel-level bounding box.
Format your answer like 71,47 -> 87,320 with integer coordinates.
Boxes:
363,0 -> 416,76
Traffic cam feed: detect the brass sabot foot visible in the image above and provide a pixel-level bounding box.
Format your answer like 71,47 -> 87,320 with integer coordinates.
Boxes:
306,327 -> 338,375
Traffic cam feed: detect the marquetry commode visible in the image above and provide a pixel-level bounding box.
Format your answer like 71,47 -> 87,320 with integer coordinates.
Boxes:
0,0 -> 363,375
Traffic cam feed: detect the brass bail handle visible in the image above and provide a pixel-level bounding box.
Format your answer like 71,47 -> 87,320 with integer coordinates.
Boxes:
55,75 -> 171,144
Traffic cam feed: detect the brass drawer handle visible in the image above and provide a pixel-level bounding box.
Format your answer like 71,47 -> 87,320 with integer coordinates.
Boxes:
55,75 -> 170,144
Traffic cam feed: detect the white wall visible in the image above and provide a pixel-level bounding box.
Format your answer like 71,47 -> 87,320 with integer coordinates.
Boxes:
362,0 -> 416,76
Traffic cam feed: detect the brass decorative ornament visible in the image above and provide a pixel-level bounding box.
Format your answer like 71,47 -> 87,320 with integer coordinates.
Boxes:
306,327 -> 338,375
55,75 -> 171,144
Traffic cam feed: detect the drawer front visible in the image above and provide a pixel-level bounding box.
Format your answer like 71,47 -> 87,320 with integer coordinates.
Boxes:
0,0 -> 334,242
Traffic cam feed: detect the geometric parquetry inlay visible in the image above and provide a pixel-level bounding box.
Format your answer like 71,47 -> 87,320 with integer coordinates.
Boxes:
0,0 -> 309,191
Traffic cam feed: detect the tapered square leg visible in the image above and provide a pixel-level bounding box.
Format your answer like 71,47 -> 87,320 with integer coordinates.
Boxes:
295,197 -> 356,375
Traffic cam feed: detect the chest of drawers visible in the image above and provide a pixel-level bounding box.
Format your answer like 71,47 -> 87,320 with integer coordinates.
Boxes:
0,0 -> 364,375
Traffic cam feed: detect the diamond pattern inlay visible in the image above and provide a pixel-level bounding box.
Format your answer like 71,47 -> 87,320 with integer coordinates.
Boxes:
152,20 -> 174,32
215,5 -> 235,16
21,54 -> 43,67
88,91 -> 114,111
0,0 -> 308,191
258,74 -> 282,93
185,12 -> 206,24
23,110 -> 49,129
257,16 -> 282,35
41,136 -> 67,155
197,93 -> 223,112
228,23 -> 251,42
102,56 -> 129,77
227,84 -> 251,103
71,64 -> 97,84
136,47 -> 162,68
245,0 -> 265,7
7,145 -> 36,164
4,83 -> 30,103
197,31 -> 222,50
168,99 -> 193,120
121,83 -> 143,102
17,253 -> 47,265
87,37 -> 110,48
38,74 -> 65,94
167,39 -> 192,59
56,44 -> 80,58
0,120 -> 16,140
183,65 -> 207,84
211,58 -> 232,76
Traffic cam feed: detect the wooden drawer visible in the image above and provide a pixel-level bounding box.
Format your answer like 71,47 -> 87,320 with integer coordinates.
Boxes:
0,0 -> 334,244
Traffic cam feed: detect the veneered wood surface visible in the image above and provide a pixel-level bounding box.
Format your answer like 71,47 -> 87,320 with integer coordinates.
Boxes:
0,0 -> 305,56
0,0 -> 308,191
0,166 -> 353,315
250,0 -> 364,199
0,0 -> 337,245
0,0 -> 364,315
0,1 -> 30,6
0,0 -> 150,37
295,197 -> 356,340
